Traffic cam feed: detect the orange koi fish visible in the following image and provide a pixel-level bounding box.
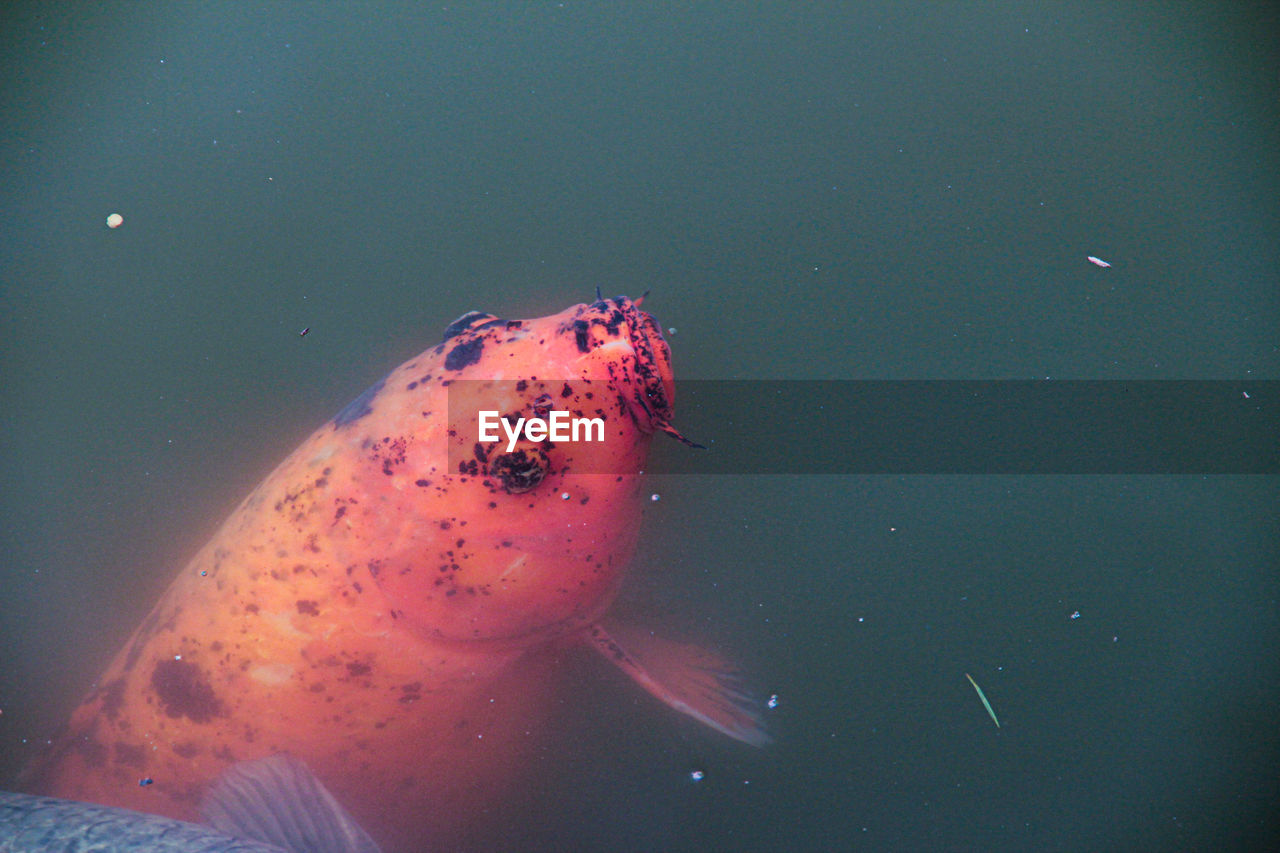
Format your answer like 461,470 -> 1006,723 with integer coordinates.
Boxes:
24,294 -> 766,851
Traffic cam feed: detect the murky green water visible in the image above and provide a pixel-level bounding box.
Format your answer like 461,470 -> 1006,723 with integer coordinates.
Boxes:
2,3 -> 1277,850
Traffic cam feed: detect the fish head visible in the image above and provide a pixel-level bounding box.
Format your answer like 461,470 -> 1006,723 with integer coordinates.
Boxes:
335,295 -> 686,647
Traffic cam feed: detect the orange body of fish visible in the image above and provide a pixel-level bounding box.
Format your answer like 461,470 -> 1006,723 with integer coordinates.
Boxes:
24,295 -> 766,851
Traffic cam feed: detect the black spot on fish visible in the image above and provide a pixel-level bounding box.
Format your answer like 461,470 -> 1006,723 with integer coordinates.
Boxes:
77,737 -> 107,768
573,320 -> 591,353
100,678 -> 126,720
172,741 -> 200,759
333,378 -> 386,427
604,309 -> 623,335
151,659 -> 223,724
442,311 -> 498,341
445,337 -> 485,371
296,600 -> 319,616
115,741 -> 146,767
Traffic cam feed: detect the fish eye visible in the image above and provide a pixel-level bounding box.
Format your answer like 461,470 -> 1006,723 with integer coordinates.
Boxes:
487,449 -> 549,494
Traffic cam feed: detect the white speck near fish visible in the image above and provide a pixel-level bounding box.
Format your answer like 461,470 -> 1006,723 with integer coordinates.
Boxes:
1087,255 -> 1111,268
0,755 -> 382,853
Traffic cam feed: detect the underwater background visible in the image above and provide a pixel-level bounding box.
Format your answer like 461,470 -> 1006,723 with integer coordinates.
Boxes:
2,3 -> 1277,850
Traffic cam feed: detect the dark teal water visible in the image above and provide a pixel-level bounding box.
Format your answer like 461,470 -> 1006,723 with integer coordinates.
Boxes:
2,3 -> 1277,850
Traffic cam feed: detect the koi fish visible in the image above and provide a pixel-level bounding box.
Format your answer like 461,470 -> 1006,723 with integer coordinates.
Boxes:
1,754 -> 381,852
22,294 -> 766,851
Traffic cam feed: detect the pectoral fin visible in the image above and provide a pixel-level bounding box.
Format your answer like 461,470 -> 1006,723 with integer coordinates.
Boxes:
201,754 -> 383,853
586,622 -> 770,747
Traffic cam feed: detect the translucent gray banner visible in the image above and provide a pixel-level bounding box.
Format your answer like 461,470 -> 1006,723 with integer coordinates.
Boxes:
444,380 -> 1276,476
649,381 -> 1277,474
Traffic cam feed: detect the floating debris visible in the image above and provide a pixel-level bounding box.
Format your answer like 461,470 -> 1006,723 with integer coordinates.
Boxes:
965,672 -> 1001,728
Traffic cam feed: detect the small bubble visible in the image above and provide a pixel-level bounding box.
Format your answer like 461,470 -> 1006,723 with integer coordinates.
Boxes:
1070,611 -> 1081,620
767,694 -> 779,709
689,769 -> 704,781
174,655 -> 181,661
650,493 -> 660,502
560,492 -> 570,500
667,327 -> 677,335
139,777 -> 153,787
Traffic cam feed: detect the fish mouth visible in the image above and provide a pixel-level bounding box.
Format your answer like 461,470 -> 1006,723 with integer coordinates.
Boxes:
589,294 -> 703,447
